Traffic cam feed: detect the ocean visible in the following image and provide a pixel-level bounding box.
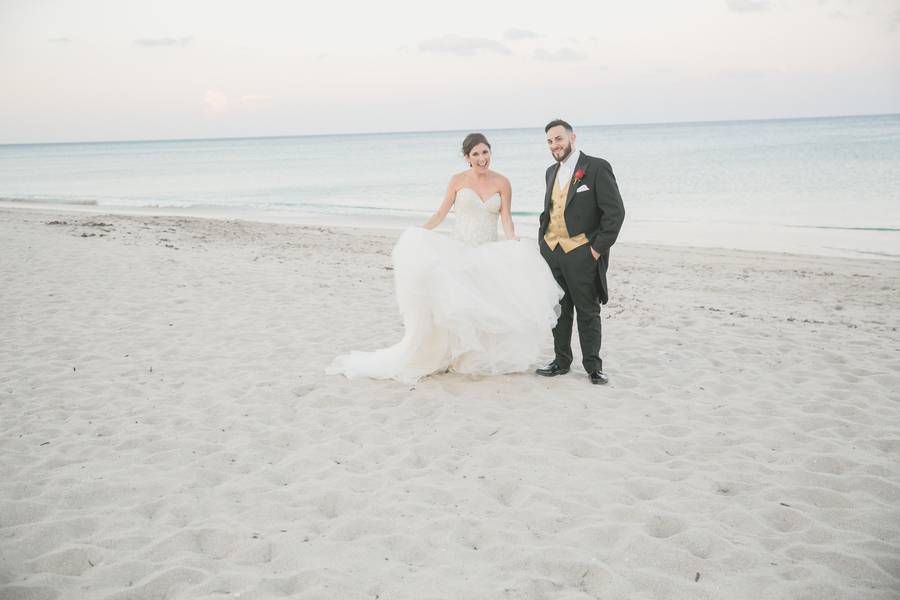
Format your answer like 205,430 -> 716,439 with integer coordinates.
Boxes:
2,114 -> 899,258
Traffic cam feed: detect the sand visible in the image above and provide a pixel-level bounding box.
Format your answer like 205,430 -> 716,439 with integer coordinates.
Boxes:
1,208 -> 899,599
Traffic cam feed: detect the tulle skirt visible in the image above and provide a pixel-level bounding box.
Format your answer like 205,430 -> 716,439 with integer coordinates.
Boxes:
327,227 -> 562,383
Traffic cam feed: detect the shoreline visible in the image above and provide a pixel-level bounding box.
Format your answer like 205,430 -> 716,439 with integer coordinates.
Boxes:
2,200 -> 898,262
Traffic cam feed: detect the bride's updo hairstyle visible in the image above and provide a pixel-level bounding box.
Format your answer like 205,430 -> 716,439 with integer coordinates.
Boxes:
462,133 -> 491,158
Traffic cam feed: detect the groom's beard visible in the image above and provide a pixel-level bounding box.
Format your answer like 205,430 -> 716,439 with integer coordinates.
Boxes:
554,143 -> 574,163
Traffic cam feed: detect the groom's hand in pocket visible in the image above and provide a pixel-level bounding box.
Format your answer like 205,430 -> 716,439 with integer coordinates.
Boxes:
590,247 -> 600,261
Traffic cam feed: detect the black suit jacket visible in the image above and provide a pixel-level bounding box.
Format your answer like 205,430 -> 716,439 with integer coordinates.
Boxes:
539,152 -> 625,305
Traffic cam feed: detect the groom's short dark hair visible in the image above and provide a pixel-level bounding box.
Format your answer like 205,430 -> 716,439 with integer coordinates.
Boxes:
545,119 -> 573,133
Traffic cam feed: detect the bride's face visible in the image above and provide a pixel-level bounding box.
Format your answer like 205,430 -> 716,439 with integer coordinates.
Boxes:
467,143 -> 491,171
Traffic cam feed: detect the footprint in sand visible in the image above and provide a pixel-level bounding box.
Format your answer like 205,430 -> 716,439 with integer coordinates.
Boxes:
644,514 -> 686,539
760,505 -> 810,533
671,529 -> 718,559
714,480 -> 745,496
291,384 -> 317,397
626,479 -> 665,501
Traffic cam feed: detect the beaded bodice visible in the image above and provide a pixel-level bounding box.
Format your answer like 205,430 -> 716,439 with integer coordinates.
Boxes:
452,188 -> 500,246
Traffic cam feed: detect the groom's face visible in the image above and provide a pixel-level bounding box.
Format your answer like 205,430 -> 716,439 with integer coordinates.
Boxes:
546,125 -> 576,163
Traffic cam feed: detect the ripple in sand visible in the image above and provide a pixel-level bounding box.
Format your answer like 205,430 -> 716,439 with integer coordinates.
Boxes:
0,586 -> 60,600
27,546 -> 104,576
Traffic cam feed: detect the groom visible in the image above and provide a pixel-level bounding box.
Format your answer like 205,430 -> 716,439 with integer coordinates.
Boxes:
537,119 -> 625,385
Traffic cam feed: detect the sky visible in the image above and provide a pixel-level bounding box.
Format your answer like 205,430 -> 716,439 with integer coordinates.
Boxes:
1,0 -> 899,143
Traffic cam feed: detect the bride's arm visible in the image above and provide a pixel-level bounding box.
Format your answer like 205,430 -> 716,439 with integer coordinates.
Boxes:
421,178 -> 458,230
499,177 -> 518,240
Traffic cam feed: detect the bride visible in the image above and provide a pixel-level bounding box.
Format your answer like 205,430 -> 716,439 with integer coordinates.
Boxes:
327,133 -> 562,383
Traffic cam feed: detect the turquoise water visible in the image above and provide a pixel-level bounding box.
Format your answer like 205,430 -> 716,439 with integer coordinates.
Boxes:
2,114 -> 899,256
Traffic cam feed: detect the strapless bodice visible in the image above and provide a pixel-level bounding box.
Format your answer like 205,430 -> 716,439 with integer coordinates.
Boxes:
453,188 -> 500,246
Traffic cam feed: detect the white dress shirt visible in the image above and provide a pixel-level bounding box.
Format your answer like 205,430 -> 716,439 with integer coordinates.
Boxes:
555,149 -> 582,190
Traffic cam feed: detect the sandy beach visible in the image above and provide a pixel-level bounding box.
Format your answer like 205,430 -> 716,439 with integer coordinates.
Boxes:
2,207 -> 899,599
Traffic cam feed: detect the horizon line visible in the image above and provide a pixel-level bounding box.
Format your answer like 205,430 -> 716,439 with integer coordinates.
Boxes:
2,111 -> 898,147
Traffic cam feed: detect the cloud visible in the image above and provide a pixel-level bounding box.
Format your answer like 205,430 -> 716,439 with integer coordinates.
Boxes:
204,90 -> 229,113
238,94 -> 270,105
134,37 -> 193,48
48,37 -> 71,43
203,91 -> 271,113
716,67 -> 771,79
726,0 -> 773,12
419,35 -> 511,56
504,28 -> 540,41
534,47 -> 586,62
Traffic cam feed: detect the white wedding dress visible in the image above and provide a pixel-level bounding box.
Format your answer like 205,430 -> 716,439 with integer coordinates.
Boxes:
327,188 -> 563,383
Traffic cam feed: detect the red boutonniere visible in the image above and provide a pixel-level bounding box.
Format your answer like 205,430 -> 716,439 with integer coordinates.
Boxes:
573,168 -> 586,185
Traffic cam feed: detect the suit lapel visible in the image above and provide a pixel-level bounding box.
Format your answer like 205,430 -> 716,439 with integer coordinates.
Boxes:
564,152 -> 587,211
545,163 -> 560,213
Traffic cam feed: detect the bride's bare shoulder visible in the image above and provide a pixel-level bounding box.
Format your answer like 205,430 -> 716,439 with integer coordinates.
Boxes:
447,171 -> 471,190
489,171 -> 511,188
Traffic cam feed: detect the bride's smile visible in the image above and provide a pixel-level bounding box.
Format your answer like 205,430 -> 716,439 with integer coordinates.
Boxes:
468,143 -> 491,170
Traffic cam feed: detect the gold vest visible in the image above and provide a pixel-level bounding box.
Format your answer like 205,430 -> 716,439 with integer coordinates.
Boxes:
543,176 -> 589,252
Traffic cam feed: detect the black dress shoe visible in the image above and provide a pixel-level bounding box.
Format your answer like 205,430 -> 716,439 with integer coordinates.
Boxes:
536,361 -> 570,377
589,370 -> 609,385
